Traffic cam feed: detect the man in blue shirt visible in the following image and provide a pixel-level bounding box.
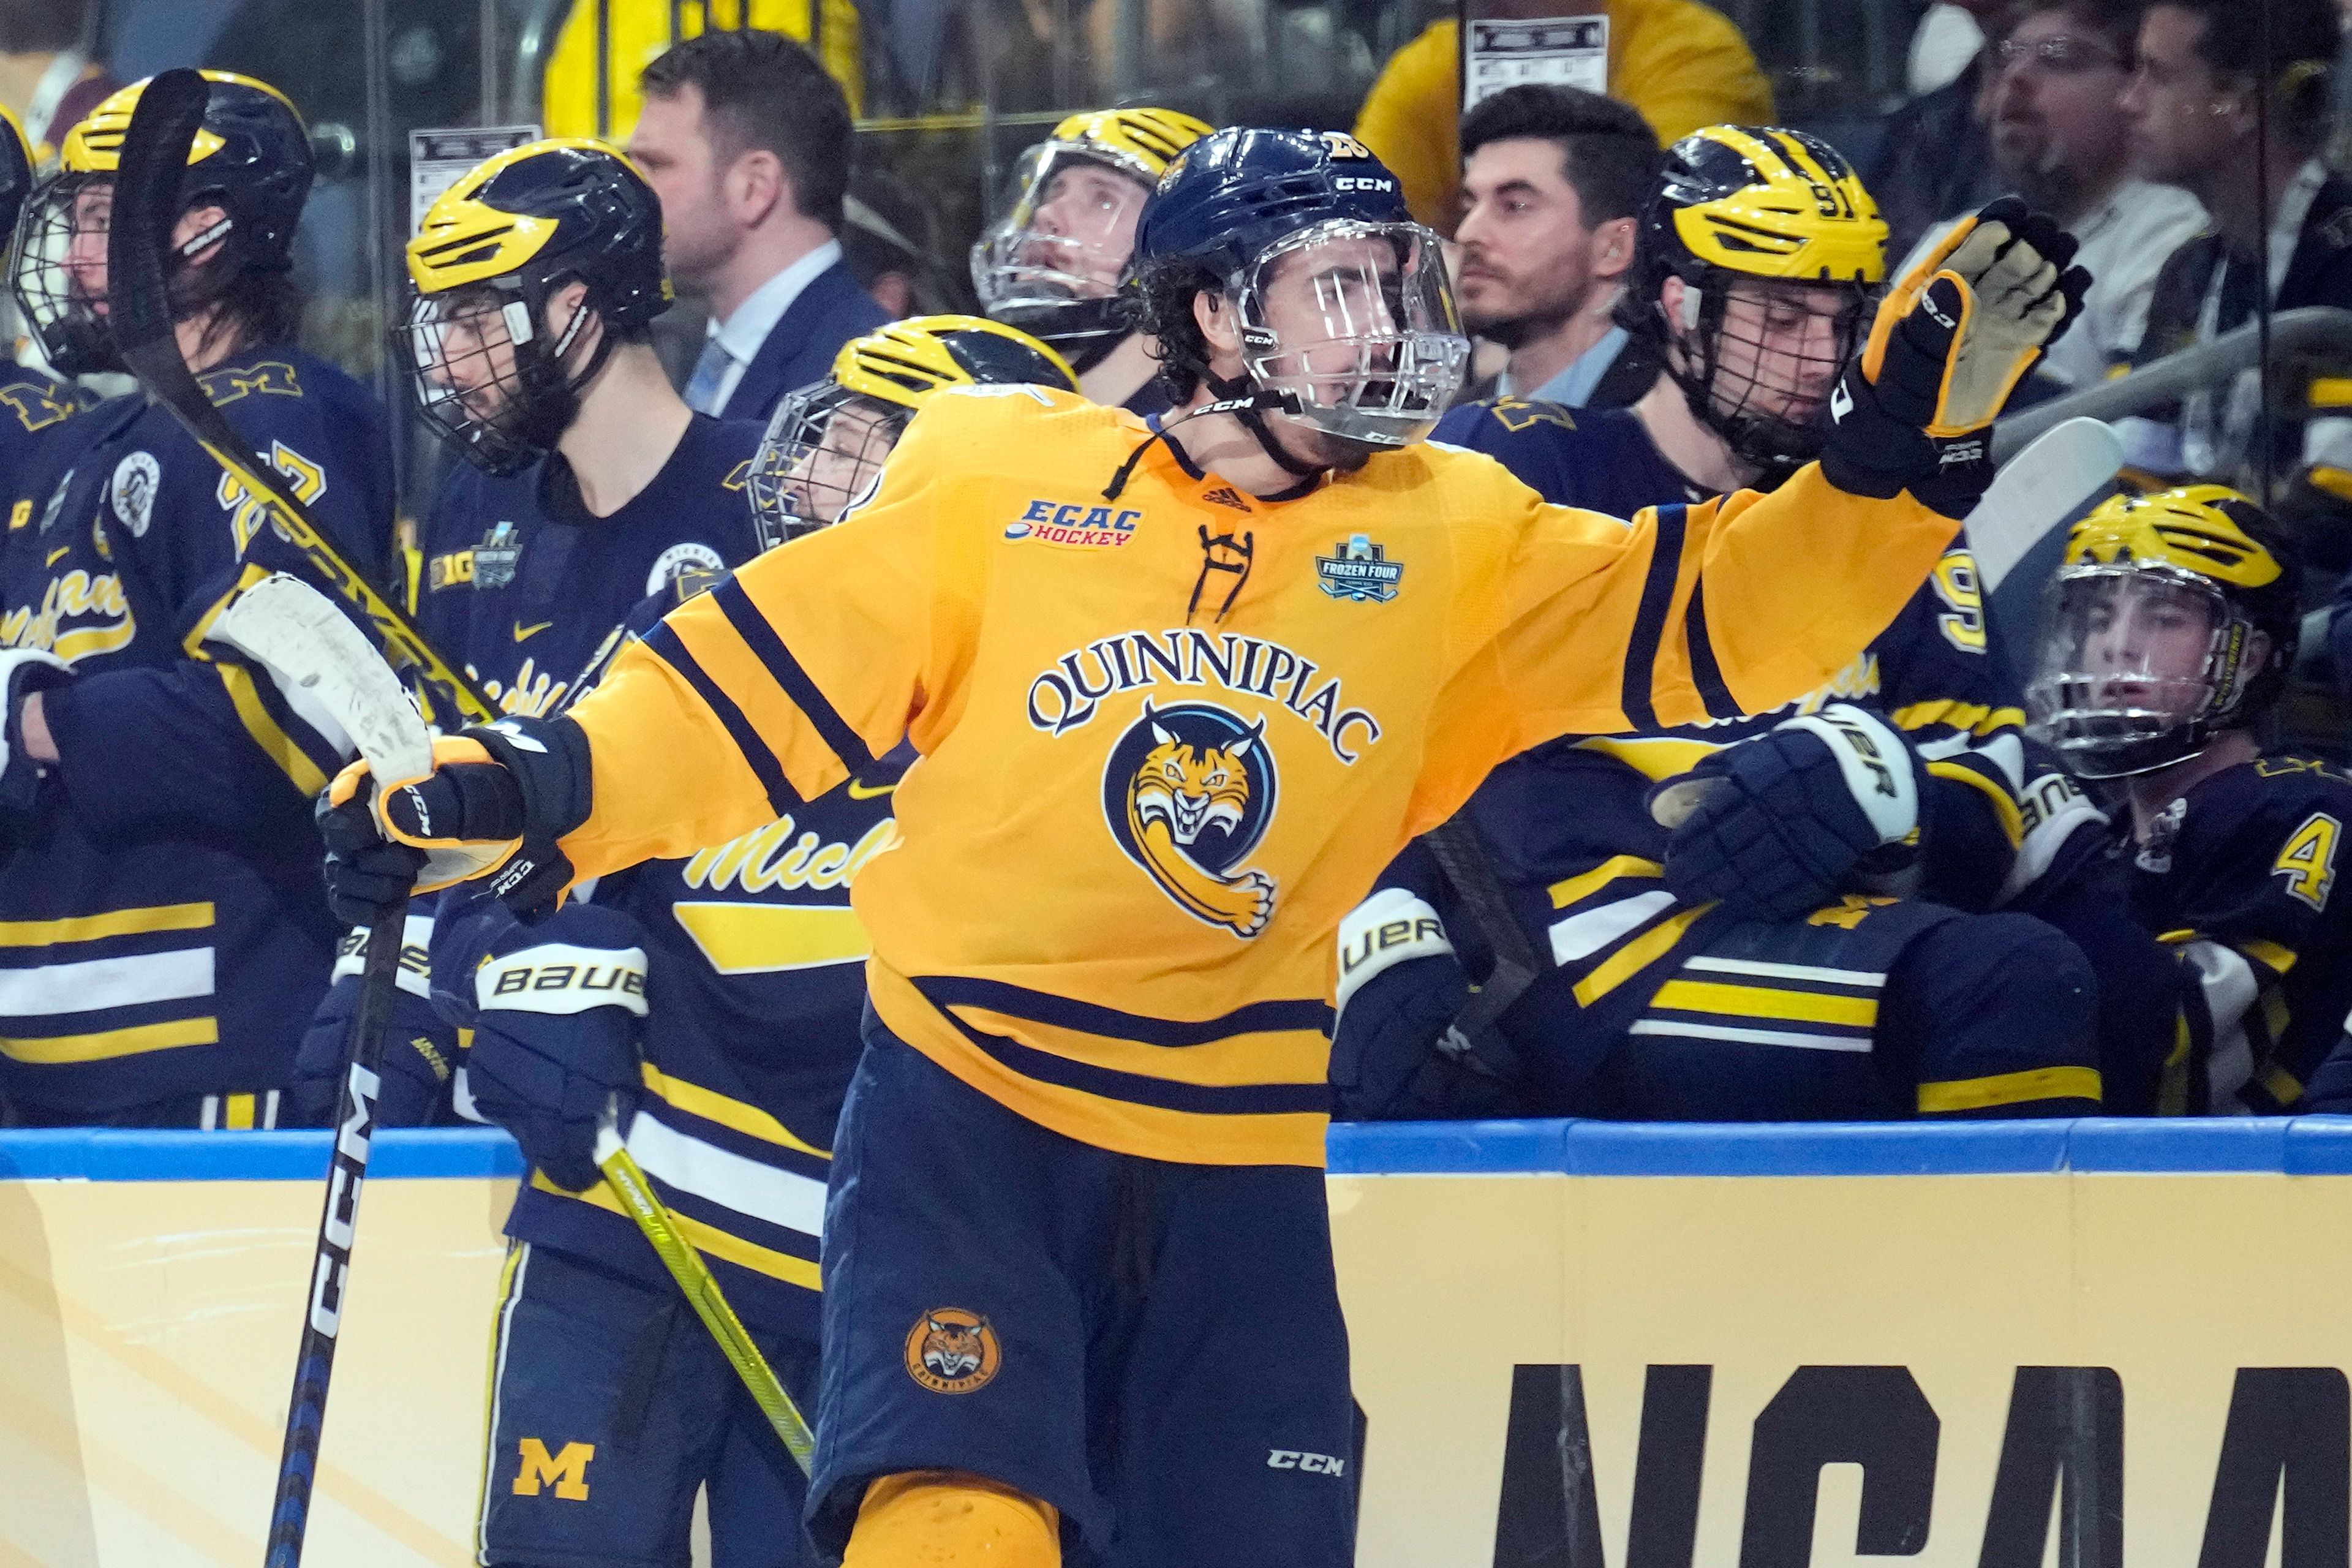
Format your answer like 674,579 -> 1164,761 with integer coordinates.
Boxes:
1453,83 -> 1662,409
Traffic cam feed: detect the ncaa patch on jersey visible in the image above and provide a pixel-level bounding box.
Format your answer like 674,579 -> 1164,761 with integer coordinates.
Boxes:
473,521 -> 521,589
110,451 -> 161,538
905,1308 -> 1000,1393
1316,534 -> 1401,603
1003,498 -> 1142,548
647,541 -> 726,595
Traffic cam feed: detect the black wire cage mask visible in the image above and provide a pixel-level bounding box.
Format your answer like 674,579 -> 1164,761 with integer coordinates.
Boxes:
401,278 -> 606,477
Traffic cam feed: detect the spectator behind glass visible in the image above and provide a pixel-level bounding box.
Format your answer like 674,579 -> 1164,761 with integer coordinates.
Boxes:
0,0 -> 114,164
2116,0 -> 2352,523
628,30 -> 888,423
1904,0 -> 2207,389
1865,0 -> 2005,263
1354,0 -> 1771,231
1455,85 -> 1662,408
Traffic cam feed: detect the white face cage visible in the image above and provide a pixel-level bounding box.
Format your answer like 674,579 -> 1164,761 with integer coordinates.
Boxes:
2022,565 -> 2236,777
1232,219 -> 1468,448
747,382 -> 911,549
970,146 -> 1155,317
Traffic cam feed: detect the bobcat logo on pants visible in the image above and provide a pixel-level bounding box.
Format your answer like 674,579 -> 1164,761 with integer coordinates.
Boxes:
906,1308 -> 1001,1393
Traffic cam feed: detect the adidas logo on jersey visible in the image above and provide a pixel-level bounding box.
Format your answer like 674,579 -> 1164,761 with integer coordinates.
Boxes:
1200,486 -> 1250,511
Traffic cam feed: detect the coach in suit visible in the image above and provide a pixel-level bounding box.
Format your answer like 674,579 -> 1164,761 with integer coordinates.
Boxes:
629,29 -> 889,422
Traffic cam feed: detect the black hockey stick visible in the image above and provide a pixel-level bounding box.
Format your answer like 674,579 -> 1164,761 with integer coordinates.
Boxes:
207,576 -> 436,1568
106,68 -> 495,727
1419,816 -> 1538,1081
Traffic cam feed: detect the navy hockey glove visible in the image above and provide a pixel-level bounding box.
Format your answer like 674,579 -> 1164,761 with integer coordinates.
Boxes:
1331,954 -> 1522,1120
1653,704 -> 1923,925
0,649 -> 69,835
323,715 -> 591,913
317,789 -> 426,925
1822,198 -> 2089,516
290,918 -> 459,1126
465,902 -> 648,1192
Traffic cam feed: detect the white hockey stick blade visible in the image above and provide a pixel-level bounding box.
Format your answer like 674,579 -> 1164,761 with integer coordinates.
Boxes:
1967,417 -> 2125,594
208,573 -> 434,785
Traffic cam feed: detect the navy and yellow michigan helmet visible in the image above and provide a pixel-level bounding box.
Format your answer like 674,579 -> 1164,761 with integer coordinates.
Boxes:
748,315 -> 1077,548
2025,485 -> 2301,778
402,138 -> 671,475
971,106 -> 1214,368
13,70 -> 312,375
1620,124 -> 1888,477
0,105 -> 31,250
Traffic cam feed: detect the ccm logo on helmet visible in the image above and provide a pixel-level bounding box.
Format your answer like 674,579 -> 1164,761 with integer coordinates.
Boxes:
1332,176 -> 1394,194
1267,1449 -> 1348,1475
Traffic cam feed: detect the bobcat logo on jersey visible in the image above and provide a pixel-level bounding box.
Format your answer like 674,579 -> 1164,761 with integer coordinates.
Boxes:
1102,699 -> 1278,937
905,1308 -> 1000,1393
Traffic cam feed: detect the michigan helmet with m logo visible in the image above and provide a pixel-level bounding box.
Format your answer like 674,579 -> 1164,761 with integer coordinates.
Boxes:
401,138 -> 669,475
2025,486 -> 2301,778
971,106 -> 1215,367
749,315 -> 1077,547
1621,124 -> 1888,479
14,71 -> 312,375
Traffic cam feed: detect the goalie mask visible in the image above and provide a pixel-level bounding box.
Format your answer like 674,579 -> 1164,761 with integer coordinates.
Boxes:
970,107 -> 1212,371
1131,127 -> 1469,462
13,70 -> 312,375
1619,125 -> 1885,478
402,138 -> 670,477
2024,486 -> 2300,779
747,315 -> 1076,548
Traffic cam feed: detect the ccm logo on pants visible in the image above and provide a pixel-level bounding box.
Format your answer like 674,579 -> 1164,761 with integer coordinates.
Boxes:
1267,1449 -> 1346,1476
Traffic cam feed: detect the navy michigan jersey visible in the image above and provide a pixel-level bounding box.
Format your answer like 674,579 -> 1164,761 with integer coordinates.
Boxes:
444,749 -> 908,1338
306,413 -> 766,1121
0,367 -> 86,529
2119,756 -> 2352,1114
415,412 -> 764,721
1344,393 -> 2095,1116
0,345 -> 393,1116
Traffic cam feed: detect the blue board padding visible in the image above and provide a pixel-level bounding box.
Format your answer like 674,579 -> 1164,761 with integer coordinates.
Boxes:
9,1118 -> 2352,1182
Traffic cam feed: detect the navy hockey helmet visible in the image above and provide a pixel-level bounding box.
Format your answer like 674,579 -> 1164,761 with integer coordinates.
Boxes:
402,138 -> 672,475
1618,124 -> 1887,478
14,71 -> 314,375
1130,127 -> 1467,451
0,107 -> 31,247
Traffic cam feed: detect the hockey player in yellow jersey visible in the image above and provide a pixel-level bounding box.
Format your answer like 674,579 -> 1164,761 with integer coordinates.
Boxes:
320,128 -> 2086,1567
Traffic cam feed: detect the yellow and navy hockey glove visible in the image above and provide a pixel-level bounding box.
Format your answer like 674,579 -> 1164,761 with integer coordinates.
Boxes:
320,715 -> 592,913
1651,704 -> 1923,924
1822,197 -> 2089,516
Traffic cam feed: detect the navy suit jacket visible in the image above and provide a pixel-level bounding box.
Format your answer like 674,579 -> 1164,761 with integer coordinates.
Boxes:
716,258 -> 891,423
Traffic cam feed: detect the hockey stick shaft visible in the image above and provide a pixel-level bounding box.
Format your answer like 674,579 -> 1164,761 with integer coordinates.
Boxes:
107,69 -> 494,727
594,1106 -> 817,1473
264,906 -> 402,1568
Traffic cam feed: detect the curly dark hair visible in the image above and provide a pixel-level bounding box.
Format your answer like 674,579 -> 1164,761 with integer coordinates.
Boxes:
1128,254 -> 1226,401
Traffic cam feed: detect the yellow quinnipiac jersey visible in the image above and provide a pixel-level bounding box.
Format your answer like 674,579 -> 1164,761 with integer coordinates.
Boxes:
554,386 -> 1958,1167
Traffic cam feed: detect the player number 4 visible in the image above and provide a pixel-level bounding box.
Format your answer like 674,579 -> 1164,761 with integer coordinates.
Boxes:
2273,812 -> 2341,911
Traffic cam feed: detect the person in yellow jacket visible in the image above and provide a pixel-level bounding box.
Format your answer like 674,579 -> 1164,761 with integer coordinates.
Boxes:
1355,0 -> 1771,228
541,0 -> 861,140
320,132 -> 2082,1567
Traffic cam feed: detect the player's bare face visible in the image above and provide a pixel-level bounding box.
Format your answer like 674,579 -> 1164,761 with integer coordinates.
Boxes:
1020,164 -> 1150,297
2079,576 -> 2217,714
62,185 -> 112,312
1454,138 -> 1599,339
1708,282 -> 1851,425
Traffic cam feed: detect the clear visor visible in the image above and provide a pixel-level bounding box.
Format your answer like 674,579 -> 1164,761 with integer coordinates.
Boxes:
747,382 -> 911,550
1235,219 -> 1468,447
2022,567 -> 2228,769
12,172 -> 117,372
970,147 -> 1155,316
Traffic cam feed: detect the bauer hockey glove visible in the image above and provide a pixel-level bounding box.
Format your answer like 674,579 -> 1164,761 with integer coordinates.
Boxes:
321,715 -> 592,913
466,902 -> 649,1192
290,916 -> 459,1126
1651,704 -> 1923,925
1821,197 -> 2089,516
0,648 -> 69,837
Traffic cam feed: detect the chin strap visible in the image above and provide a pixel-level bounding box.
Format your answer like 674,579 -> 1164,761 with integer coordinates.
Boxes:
1099,374 -> 1308,502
